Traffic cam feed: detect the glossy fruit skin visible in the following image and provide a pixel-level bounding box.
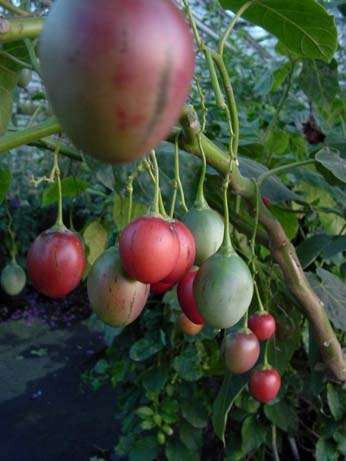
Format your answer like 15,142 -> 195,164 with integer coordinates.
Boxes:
248,312 -> 276,341
182,206 -> 224,265
249,368 -> 281,403
178,313 -> 203,336
223,330 -> 260,374
88,247 -> 149,327
150,281 -> 173,295
119,216 -> 179,284
27,227 -> 86,298
0,262 -> 26,296
39,0 -> 195,164
194,251 -> 254,329
162,220 -> 196,284
177,267 -> 204,325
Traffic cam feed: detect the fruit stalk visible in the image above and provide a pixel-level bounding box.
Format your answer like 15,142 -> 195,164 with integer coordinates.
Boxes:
0,0 -> 29,16
178,105 -> 346,381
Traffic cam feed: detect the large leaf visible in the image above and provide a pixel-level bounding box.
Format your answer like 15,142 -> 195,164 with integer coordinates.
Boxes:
269,205 -> 299,240
297,234 -> 331,268
0,55 -> 18,134
113,191 -> 148,232
220,0 -> 337,62
264,400 -> 298,432
299,59 -> 339,107
307,268 -> 346,331
212,374 -> 248,444
327,383 -> 346,421
129,436 -> 159,461
241,415 -> 267,454
82,220 -> 108,270
315,148 -> 346,184
42,177 -> 88,206
0,168 -> 11,203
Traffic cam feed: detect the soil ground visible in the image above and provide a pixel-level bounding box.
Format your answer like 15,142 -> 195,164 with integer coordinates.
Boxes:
0,288 -> 121,461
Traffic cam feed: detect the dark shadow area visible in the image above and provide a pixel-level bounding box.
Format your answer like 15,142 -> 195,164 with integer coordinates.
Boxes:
0,322 -> 120,461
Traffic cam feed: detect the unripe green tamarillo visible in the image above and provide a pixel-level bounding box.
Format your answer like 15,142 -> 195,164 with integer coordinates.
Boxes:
194,249 -> 254,329
39,0 -> 195,164
182,206 -> 224,265
0,261 -> 26,296
87,247 -> 149,327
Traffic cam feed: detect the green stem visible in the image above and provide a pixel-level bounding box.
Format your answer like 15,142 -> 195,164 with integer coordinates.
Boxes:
221,176 -> 233,254
263,341 -> 270,368
150,150 -> 160,215
174,133 -> 188,213
195,135 -> 208,208
127,175 -> 134,225
0,0 -> 29,16
0,117 -> 61,155
257,159 -> 315,186
24,37 -> 41,75
212,51 -> 239,157
254,281 -> 265,312
0,17 -> 43,43
182,0 -> 202,49
0,49 -> 32,69
169,186 -> 177,219
272,426 -> 280,461
53,149 -> 64,228
218,1 -> 254,57
242,309 -> 249,330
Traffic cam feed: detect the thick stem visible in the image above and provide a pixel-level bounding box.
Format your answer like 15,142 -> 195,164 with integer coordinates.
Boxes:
220,175 -> 233,254
0,117 -> 61,155
0,17 -> 43,43
178,106 -> 346,381
195,135 -> 208,208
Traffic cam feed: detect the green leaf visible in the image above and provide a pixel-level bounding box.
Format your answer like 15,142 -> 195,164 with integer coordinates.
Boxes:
173,346 -> 203,382
129,336 -> 164,362
179,422 -> 203,451
141,364 -> 170,393
165,440 -> 199,461
82,220 -> 108,269
327,383 -> 346,421
299,59 -> 339,108
0,168 -> 11,203
264,400 -> 298,432
129,436 -> 159,461
297,234 -> 331,269
136,406 -> 154,418
316,148 -> 346,184
334,427 -> 346,455
269,205 -> 299,240
315,438 -> 338,461
322,236 -> 346,259
307,268 -> 346,331
241,416 -> 267,455
212,374 -> 248,444
220,0 -> 337,62
272,62 -> 292,92
42,177 -> 88,206
181,399 -> 208,429
113,191 -> 148,232
0,55 -> 18,134
94,359 -> 109,375
265,129 -> 290,155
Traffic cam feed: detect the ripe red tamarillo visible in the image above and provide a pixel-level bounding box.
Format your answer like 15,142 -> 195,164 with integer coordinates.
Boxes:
39,0 -> 195,164
222,330 -> 260,374
150,281 -> 174,296
119,216 -> 180,284
27,227 -> 86,298
162,220 -> 196,284
249,368 -> 281,403
87,247 -> 149,327
177,267 -> 204,325
248,312 -> 276,341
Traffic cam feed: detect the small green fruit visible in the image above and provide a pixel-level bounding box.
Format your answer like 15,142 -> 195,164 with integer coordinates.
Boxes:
1,261 -> 26,296
182,206 -> 224,264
